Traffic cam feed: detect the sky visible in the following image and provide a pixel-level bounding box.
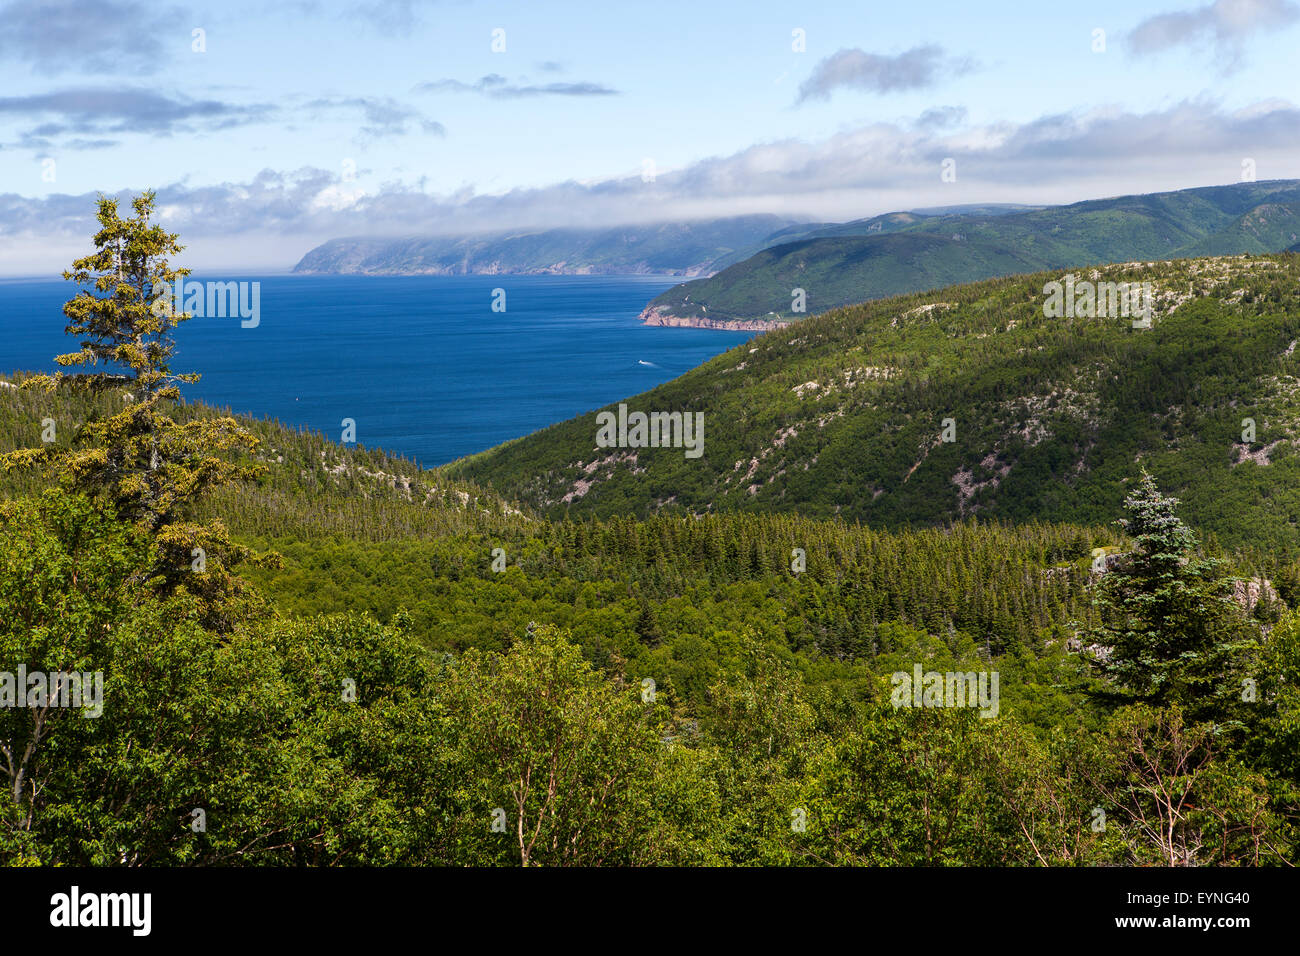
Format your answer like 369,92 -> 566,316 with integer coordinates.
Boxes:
0,0 -> 1298,274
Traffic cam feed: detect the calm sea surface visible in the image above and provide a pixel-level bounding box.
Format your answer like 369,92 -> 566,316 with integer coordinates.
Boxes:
0,274 -> 753,466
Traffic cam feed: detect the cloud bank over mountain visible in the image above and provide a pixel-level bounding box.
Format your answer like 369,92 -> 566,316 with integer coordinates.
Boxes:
3,96 -> 1298,273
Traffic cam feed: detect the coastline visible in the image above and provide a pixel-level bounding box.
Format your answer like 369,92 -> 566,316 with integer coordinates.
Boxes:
638,305 -> 790,332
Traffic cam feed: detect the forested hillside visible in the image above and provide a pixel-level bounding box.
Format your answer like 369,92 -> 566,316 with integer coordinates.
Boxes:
451,254 -> 1300,554
0,376 -> 1130,659
647,180 -> 1300,324
6,378 -> 1296,865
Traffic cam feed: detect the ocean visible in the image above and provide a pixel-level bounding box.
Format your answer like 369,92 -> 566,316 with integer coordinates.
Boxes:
0,274 -> 754,466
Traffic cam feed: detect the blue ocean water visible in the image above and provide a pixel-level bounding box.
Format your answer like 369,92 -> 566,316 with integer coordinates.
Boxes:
0,274 -> 753,467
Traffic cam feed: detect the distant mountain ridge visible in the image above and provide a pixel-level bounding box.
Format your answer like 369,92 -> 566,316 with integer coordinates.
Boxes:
292,206 -> 1038,280
292,182 -> 1300,329
292,215 -> 801,277
644,180 -> 1300,327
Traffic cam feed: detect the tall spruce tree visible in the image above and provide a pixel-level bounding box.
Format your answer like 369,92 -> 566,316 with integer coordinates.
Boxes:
1083,471 -> 1261,724
1,192 -> 267,624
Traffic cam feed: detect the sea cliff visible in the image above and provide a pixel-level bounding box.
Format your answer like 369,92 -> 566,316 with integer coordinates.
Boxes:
638,305 -> 790,331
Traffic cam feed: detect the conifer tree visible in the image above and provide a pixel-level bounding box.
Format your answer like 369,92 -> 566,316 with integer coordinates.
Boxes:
1,192 -> 268,624
1083,471 -> 1260,724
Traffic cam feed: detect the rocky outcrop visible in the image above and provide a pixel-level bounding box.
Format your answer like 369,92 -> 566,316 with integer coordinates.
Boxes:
1232,576 -> 1279,614
639,305 -> 789,332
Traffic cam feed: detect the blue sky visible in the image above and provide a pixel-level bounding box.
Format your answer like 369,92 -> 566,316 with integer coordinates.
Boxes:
1,0 -> 1298,273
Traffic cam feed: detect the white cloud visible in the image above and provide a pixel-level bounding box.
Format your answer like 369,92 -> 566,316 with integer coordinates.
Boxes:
1127,0 -> 1300,69
2,97 -> 1298,273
